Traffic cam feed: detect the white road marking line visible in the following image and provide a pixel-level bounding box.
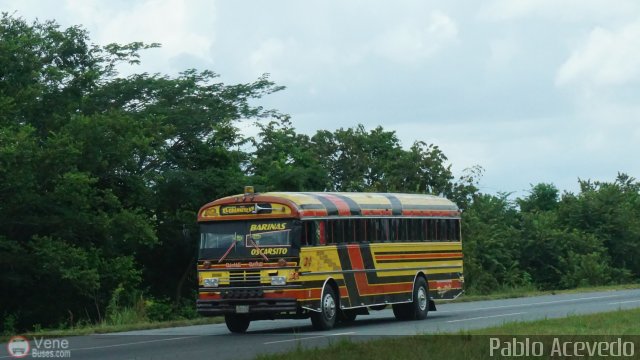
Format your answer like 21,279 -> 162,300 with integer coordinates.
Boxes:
263,331 -> 355,345
70,336 -> 200,351
608,299 -> 640,305
446,312 -> 525,323
440,294 -> 621,313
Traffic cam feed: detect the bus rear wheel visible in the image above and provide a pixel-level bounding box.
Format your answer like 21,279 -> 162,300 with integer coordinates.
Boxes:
338,309 -> 357,323
225,314 -> 250,333
393,276 -> 429,321
311,286 -> 338,330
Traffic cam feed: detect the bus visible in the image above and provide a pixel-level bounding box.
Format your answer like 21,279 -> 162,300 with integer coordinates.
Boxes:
196,187 -> 463,333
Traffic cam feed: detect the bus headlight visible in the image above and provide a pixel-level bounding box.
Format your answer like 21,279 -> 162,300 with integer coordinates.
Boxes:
270,276 -> 286,286
203,278 -> 219,288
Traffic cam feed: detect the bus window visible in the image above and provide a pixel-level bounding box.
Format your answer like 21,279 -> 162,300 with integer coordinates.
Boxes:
427,219 -> 437,241
439,219 -> 448,241
354,219 -> 363,243
409,219 -> 421,241
382,219 -> 390,242
353,219 -> 366,243
303,221 -> 313,246
450,219 -> 460,241
345,219 -> 355,243
318,221 -> 326,245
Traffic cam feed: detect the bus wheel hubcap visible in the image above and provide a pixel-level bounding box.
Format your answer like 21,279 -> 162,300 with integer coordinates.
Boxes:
323,293 -> 336,319
418,287 -> 427,311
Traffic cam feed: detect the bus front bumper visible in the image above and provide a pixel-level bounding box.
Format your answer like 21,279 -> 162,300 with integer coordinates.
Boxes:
196,298 -> 298,315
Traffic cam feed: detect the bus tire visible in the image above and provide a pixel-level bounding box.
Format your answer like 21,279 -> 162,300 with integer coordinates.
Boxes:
338,309 -> 357,323
393,276 -> 429,321
392,302 -> 411,320
412,276 -> 429,320
225,314 -> 250,333
311,286 -> 338,330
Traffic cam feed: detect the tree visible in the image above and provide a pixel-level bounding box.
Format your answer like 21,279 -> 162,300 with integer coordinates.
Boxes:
249,117 -> 328,191
0,14 -> 283,331
518,183 -> 559,213
460,193 -> 526,294
558,173 -> 640,278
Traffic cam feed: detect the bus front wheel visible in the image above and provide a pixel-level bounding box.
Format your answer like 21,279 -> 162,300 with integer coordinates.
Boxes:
311,286 -> 338,330
225,314 -> 250,333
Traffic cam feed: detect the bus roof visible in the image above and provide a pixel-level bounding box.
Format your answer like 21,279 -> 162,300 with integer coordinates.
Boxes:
198,192 -> 460,222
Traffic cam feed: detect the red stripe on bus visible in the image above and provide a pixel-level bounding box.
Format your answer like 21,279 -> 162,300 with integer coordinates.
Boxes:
361,209 -> 393,216
429,279 -> 463,289
347,245 -> 414,295
401,210 -> 459,217
300,209 -> 328,217
322,194 -> 352,216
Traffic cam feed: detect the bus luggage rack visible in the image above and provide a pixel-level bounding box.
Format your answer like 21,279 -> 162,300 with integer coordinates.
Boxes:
228,270 -> 262,287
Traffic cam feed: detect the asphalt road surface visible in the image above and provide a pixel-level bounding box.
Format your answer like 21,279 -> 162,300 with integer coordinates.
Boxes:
2,288 -> 639,359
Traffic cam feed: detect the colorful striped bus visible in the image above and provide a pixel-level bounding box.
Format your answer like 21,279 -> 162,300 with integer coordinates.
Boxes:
196,187 -> 463,333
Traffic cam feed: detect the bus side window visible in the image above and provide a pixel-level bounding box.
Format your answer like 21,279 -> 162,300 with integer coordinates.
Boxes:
389,218 -> 398,242
439,219 -> 448,241
427,219 -> 436,241
303,221 -> 311,246
318,221 -> 326,245
382,219 -> 390,242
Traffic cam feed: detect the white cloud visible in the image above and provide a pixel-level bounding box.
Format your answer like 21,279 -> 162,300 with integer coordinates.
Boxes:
480,0 -> 640,22
249,38 -> 287,73
373,11 -> 458,64
556,20 -> 640,87
3,0 -> 217,75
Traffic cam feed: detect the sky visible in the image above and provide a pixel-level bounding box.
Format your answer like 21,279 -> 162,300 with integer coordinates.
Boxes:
3,0 -> 640,196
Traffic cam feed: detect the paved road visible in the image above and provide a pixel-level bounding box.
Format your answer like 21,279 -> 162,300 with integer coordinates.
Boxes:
2,288 -> 639,359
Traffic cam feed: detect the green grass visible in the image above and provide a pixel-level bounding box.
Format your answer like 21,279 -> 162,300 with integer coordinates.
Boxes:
438,282 -> 640,304
473,307 -> 640,335
256,308 -> 640,360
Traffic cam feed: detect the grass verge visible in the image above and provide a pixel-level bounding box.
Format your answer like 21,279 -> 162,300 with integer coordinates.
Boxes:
439,282 -> 640,304
256,308 -> 640,360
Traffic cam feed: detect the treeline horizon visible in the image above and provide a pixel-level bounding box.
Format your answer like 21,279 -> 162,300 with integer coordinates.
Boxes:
1,14 -> 639,333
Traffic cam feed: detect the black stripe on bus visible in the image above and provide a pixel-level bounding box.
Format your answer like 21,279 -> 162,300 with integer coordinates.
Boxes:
381,194 -> 403,215
330,193 -> 362,216
360,244 -> 414,284
303,193 -> 339,216
336,246 -> 359,306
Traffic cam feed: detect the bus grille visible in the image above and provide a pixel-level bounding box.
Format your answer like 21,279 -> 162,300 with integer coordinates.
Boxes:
229,270 -> 261,287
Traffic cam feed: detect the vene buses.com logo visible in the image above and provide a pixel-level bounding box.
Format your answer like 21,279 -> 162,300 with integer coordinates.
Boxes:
7,336 -> 30,358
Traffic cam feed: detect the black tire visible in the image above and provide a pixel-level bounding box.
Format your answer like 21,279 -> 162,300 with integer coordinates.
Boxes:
393,276 -> 429,321
338,309 -> 357,323
392,302 -> 411,320
412,276 -> 429,320
311,285 -> 338,330
225,314 -> 250,333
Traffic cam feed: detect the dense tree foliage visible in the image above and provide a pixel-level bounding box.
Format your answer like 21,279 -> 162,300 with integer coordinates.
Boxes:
463,174 -> 638,294
1,15 -> 639,332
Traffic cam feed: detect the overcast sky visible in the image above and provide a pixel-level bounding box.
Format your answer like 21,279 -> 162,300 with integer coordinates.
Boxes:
3,0 -> 640,196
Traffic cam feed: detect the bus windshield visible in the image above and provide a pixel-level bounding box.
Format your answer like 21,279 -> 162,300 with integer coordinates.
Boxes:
199,220 -> 296,259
